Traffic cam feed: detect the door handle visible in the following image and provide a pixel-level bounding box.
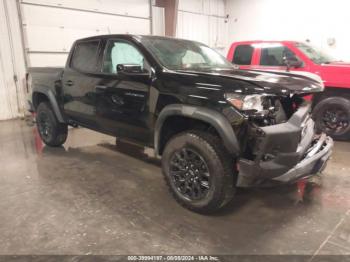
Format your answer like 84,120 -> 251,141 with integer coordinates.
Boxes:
65,80 -> 74,86
95,85 -> 107,90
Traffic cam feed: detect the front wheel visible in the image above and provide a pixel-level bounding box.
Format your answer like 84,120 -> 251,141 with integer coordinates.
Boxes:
36,102 -> 68,147
313,96 -> 350,140
161,130 -> 236,214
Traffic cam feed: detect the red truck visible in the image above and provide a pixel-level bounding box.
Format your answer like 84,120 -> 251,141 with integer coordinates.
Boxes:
227,41 -> 350,140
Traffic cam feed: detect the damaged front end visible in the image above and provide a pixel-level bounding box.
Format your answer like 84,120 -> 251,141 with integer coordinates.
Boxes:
231,94 -> 333,187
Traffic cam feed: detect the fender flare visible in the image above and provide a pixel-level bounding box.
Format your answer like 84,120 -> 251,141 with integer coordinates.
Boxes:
155,104 -> 240,156
32,87 -> 65,123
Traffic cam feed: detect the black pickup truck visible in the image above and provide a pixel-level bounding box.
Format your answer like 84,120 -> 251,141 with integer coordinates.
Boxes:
28,35 -> 333,213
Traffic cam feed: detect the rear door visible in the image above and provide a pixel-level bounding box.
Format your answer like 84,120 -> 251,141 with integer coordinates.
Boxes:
228,43 -> 257,70
62,40 -> 102,127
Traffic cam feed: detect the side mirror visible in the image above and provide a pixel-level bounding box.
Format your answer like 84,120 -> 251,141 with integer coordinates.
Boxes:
283,57 -> 303,71
116,64 -> 146,74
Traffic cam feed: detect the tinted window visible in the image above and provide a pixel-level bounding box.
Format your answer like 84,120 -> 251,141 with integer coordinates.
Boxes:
233,45 -> 254,65
260,46 -> 297,66
102,40 -> 145,73
71,41 -> 100,72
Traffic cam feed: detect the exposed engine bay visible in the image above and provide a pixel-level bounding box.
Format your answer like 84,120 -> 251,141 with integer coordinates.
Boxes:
243,94 -> 306,126
236,94 -> 311,162
229,91 -> 333,187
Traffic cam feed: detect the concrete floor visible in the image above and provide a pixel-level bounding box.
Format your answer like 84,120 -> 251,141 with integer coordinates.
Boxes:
0,119 -> 350,256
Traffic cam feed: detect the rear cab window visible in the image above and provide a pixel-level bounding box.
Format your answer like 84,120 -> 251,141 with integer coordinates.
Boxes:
70,40 -> 101,72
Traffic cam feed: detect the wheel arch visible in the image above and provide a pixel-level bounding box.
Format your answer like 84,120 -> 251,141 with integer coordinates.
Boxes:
312,87 -> 350,107
155,104 -> 240,156
32,87 -> 65,123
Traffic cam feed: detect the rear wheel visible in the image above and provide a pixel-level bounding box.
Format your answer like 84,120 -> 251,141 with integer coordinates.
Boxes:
162,130 -> 236,214
313,96 -> 350,140
36,102 -> 68,147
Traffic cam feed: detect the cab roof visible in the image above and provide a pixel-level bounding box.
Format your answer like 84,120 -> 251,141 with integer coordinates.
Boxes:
231,40 -> 301,45
77,34 -> 188,42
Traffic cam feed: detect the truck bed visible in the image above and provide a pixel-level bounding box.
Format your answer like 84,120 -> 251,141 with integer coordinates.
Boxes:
28,67 -> 64,91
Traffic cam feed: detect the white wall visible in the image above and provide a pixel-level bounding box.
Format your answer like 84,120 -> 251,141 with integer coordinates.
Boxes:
176,0 -> 229,54
20,0 -> 151,67
0,0 -> 27,120
0,0 -> 153,120
227,0 -> 350,61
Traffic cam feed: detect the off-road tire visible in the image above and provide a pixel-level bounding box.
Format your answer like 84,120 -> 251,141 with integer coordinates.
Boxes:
162,130 -> 236,214
36,102 -> 68,147
313,96 -> 350,140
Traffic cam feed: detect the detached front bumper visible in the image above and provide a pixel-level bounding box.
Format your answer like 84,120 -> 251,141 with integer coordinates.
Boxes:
272,133 -> 332,183
237,103 -> 333,187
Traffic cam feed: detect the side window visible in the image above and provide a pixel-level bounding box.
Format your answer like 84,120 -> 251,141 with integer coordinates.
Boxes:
233,45 -> 254,65
71,41 -> 100,72
260,46 -> 298,66
103,40 -> 145,74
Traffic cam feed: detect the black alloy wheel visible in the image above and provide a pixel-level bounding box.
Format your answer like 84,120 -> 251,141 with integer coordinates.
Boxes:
37,111 -> 53,141
169,148 -> 211,201
321,105 -> 349,135
162,130 -> 236,213
313,96 -> 350,140
36,102 -> 68,147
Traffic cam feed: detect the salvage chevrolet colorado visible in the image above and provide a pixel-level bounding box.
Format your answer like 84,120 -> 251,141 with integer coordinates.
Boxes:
28,35 -> 333,213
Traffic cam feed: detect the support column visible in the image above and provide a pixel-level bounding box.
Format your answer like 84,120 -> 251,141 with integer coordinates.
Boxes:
155,0 -> 178,37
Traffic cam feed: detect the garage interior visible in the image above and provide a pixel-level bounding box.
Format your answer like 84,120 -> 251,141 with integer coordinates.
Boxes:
1,0 -> 350,259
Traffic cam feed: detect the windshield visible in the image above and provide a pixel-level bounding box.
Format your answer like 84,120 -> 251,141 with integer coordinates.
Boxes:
295,43 -> 336,64
141,37 -> 233,71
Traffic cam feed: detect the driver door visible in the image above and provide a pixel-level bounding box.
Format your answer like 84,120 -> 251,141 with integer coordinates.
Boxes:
95,39 -> 152,144
255,44 -> 304,72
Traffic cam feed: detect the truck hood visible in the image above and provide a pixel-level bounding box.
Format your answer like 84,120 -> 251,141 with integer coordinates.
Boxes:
324,61 -> 350,67
176,69 -> 324,95
321,62 -> 350,72
318,62 -> 350,88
